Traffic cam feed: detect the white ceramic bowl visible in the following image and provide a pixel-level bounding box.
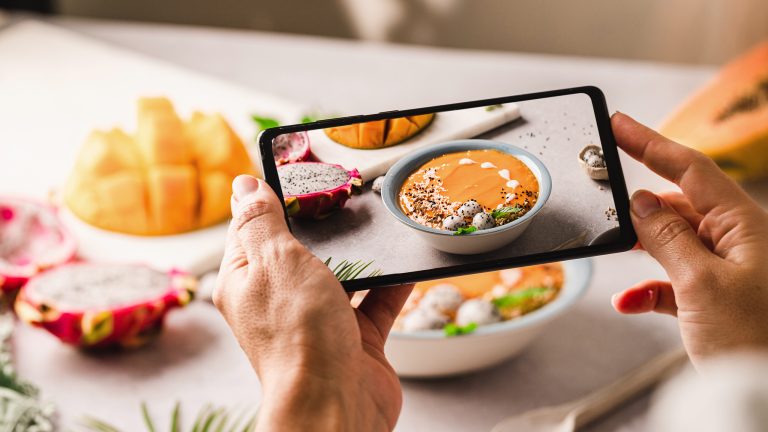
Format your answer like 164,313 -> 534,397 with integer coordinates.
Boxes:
381,140 -> 552,255
385,259 -> 592,378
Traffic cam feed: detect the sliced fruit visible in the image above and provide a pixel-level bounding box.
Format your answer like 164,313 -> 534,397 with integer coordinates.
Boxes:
324,114 -> 435,149
660,41 -> 768,181
278,162 -> 363,219
0,197 -> 76,292
15,263 -> 196,348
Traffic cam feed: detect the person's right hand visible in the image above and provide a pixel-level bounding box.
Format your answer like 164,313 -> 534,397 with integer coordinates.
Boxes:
610,112 -> 768,367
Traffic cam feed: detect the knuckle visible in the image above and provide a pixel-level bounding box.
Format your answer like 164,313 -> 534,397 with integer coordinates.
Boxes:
649,216 -> 691,249
233,199 -> 273,232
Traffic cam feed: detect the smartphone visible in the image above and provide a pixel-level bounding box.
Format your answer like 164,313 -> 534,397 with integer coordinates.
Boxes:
258,86 -> 636,291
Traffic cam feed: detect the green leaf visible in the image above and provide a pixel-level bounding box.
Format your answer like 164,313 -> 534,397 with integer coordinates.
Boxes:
141,402 -> 156,432
170,401 -> 181,432
492,287 -> 552,308
300,115 -> 317,124
444,322 -> 478,337
453,226 -> 478,235
251,115 -> 280,131
325,258 -> 382,281
491,206 -> 523,219
80,417 -> 122,432
485,104 -> 503,111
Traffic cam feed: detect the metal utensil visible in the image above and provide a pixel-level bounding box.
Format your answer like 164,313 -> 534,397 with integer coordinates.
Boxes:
492,348 -> 689,432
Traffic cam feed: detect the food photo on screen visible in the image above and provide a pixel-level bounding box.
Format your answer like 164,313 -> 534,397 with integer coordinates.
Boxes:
269,92 -> 620,279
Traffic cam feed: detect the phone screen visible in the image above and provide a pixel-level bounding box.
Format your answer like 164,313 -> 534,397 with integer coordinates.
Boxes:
261,88 -> 634,290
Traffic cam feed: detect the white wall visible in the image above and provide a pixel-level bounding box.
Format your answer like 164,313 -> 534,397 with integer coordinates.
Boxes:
58,0 -> 768,64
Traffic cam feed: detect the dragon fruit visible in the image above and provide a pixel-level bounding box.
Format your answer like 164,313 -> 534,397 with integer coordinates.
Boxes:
278,162 -> 363,219
273,131 -> 311,165
15,263 -> 195,348
0,197 -> 76,293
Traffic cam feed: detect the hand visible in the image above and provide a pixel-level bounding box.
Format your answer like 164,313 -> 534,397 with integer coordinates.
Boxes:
213,175 -> 413,432
610,113 -> 768,367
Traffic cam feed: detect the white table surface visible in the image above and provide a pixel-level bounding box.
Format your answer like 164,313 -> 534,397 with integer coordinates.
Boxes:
11,15 -> 755,431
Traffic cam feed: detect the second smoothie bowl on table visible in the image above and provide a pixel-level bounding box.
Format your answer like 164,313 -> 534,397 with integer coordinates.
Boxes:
382,140 -> 552,254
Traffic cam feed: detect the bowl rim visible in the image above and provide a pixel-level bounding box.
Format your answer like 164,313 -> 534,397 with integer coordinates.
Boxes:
381,139 -> 552,237
389,258 -> 592,340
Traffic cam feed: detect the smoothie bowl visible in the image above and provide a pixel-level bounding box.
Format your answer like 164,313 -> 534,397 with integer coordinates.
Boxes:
385,259 -> 592,377
382,140 -> 552,254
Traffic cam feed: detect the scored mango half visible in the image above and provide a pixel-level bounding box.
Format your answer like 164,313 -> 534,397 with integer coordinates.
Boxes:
324,114 -> 435,149
64,97 -> 256,236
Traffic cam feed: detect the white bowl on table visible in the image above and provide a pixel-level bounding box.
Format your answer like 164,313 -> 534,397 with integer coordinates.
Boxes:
385,258 -> 592,378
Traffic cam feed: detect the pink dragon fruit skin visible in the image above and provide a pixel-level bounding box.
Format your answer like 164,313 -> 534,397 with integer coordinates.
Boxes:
15,264 -> 196,349
0,196 -> 77,293
278,162 -> 363,219
273,131 -> 311,165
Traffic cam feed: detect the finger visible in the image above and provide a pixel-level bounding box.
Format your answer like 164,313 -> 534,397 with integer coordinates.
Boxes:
631,191 -> 705,253
612,112 -> 749,215
631,190 -> 714,280
611,280 -> 677,316
230,175 -> 291,263
358,284 -> 414,340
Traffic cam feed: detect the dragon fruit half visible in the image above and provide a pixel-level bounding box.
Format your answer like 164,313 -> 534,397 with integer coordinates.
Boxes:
15,263 -> 196,348
273,131 -> 311,165
0,197 -> 76,293
278,162 -> 363,219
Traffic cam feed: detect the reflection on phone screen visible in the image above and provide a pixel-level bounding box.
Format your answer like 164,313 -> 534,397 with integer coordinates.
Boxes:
271,93 -> 619,280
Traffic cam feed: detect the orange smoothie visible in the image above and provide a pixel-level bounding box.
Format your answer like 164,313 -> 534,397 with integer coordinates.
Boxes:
399,149 -> 539,229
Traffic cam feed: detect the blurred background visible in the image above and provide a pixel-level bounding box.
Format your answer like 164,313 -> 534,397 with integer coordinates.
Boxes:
3,0 -> 767,64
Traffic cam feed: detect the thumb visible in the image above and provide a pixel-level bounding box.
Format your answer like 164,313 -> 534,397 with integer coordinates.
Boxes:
631,190 -> 713,280
230,175 -> 291,262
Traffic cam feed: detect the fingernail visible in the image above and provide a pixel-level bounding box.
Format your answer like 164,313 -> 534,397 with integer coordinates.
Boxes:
631,190 -> 661,218
232,175 -> 260,201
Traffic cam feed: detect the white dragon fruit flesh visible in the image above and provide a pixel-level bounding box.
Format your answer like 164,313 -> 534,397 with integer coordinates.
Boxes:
272,131 -> 311,165
0,197 -> 76,293
278,162 -> 363,219
15,263 -> 196,348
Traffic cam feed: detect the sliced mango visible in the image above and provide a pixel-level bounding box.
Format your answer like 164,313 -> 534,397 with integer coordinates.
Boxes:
65,97 -> 256,235
324,114 -> 435,149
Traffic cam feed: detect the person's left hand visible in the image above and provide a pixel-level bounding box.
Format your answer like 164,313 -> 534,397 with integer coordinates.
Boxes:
213,174 -> 412,432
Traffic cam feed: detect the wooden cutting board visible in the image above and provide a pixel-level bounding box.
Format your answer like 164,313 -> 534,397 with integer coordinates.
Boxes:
0,20 -> 305,275
310,104 -> 520,180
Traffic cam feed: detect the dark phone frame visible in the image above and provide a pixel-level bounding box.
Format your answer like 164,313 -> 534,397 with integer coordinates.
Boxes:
258,86 -> 636,291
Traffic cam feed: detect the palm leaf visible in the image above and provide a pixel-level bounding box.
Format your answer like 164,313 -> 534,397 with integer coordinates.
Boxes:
141,402 -> 156,432
325,258 -> 383,281
79,403 -> 257,432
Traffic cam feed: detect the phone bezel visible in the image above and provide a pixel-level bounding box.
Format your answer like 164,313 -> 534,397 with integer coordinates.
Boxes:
258,86 -> 636,291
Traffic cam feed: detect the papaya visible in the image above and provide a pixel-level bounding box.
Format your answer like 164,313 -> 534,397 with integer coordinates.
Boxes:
65,97 -> 257,235
325,113 -> 434,149
660,41 -> 768,181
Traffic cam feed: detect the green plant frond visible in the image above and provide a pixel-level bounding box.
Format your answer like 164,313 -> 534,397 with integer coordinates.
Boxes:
140,402 -> 156,432
324,258 -> 383,281
82,403 -> 257,432
170,401 -> 181,432
78,417 -> 122,432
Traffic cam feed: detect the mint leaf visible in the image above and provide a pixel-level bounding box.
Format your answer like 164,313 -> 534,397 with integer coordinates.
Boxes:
491,206 -> 523,219
444,322 -> 478,337
251,115 -> 280,131
453,226 -> 478,236
492,287 -> 552,308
